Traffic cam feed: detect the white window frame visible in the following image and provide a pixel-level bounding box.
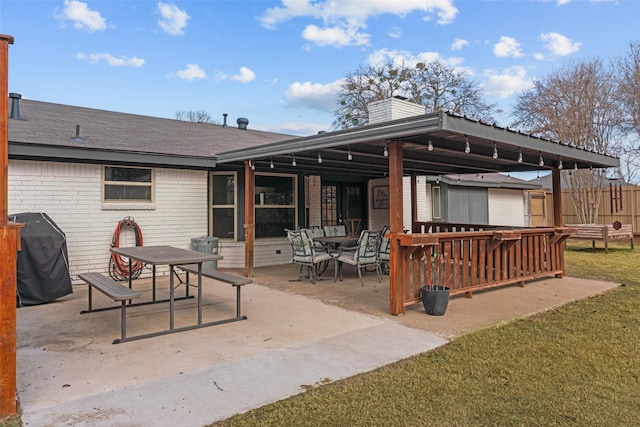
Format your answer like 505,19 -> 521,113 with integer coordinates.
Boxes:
210,171 -> 237,241
102,166 -> 155,203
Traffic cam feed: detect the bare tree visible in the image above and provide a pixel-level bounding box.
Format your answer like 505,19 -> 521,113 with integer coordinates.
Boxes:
333,60 -> 499,129
175,110 -> 215,124
512,58 -> 625,224
616,41 -> 640,183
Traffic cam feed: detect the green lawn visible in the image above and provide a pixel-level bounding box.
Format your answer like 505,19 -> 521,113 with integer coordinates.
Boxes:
213,241 -> 640,426
2,241 -> 638,427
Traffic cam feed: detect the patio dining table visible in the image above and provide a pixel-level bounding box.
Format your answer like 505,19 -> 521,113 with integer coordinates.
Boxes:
313,235 -> 359,250
110,245 -> 223,342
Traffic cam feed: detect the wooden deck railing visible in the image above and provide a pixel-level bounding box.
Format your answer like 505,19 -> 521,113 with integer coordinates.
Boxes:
388,227 -> 575,313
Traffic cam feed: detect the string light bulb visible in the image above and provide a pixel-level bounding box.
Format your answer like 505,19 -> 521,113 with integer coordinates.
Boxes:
317,152 -> 322,164
517,149 -> 523,163
464,136 -> 470,154
558,158 -> 563,170
539,154 -> 544,167
492,143 -> 498,159
270,158 -> 274,169
347,146 -> 352,161
292,154 -> 296,167
383,143 -> 389,157
574,161 -> 578,170
427,138 -> 434,152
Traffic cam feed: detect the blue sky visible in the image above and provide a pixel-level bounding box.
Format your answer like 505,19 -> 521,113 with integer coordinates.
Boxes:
1,0 -> 639,137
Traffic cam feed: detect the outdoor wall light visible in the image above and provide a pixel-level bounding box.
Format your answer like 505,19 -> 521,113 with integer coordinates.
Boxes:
464,136 -> 470,154
517,150 -> 523,163
492,143 -> 498,159
347,146 -> 353,161
383,143 -> 389,157
318,152 -> 323,164
427,138 -> 434,152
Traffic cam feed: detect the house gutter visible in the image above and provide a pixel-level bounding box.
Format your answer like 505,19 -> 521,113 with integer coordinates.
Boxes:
9,143 -> 217,169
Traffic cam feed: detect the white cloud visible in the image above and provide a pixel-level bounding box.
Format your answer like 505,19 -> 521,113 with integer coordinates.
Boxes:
302,24 -> 370,47
285,80 -> 342,113
230,67 -> 256,83
482,66 -> 533,98
557,0 -> 571,5
387,26 -> 402,39
493,36 -> 523,58
216,67 -> 256,83
55,0 -> 107,32
451,38 -> 469,51
76,52 -> 144,67
157,2 -> 190,35
367,48 -> 463,70
176,64 -> 206,80
259,0 -> 458,47
539,32 -> 581,56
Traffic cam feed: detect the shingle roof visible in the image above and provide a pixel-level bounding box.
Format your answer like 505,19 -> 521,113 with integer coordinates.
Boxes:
9,99 -> 295,159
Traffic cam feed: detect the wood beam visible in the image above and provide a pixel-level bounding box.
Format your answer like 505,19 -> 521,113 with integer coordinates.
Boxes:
552,169 -> 563,227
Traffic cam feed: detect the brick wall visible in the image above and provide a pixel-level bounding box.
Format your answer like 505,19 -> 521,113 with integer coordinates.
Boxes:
8,160 -> 208,282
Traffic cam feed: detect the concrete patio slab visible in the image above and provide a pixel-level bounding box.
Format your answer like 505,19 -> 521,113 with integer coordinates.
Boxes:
15,266 -> 619,426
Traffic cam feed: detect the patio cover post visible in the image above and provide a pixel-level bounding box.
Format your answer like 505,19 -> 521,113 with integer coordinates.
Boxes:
244,160 -> 255,277
388,140 -> 406,315
552,168 -> 565,278
552,168 -> 563,227
1,33 -> 23,417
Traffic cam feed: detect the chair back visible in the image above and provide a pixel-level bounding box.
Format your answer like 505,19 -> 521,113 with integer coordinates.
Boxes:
285,229 -> 313,263
356,229 -> 381,264
323,224 -> 347,237
306,226 -> 325,240
377,226 -> 390,261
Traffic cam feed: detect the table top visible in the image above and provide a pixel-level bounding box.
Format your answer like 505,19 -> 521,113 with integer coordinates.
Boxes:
110,245 -> 223,265
313,236 -> 359,246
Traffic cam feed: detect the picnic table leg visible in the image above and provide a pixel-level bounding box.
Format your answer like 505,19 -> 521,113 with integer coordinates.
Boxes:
152,265 -> 157,302
197,263 -> 203,325
169,265 -> 175,330
121,300 -> 127,342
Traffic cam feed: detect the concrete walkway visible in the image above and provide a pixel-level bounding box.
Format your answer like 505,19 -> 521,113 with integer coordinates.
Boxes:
15,270 -> 618,426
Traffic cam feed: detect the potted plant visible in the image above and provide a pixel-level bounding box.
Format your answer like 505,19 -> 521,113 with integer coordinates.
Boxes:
421,248 -> 450,316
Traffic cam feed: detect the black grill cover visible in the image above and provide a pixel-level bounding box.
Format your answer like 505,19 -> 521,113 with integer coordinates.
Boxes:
9,212 -> 73,306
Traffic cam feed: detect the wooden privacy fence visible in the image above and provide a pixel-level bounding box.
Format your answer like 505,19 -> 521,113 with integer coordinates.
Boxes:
389,227 -> 575,309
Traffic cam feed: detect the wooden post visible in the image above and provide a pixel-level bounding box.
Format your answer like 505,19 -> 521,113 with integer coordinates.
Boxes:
1,33 -> 24,417
388,141 -> 405,315
243,160 -> 255,277
552,169 -> 563,227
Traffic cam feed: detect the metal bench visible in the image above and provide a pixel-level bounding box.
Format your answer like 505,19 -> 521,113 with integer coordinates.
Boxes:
79,272 -> 140,344
178,264 -> 251,320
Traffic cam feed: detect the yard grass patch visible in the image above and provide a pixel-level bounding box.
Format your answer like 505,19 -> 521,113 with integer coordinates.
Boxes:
213,241 -> 640,426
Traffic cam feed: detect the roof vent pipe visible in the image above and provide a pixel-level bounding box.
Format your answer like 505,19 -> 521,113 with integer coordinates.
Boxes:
223,113 -> 228,127
237,117 -> 249,130
71,125 -> 85,142
9,92 -> 21,120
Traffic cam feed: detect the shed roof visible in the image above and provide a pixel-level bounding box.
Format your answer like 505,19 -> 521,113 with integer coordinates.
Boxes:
214,110 -> 619,177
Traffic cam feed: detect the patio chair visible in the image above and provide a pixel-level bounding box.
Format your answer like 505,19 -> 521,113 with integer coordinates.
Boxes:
334,229 -> 383,286
323,224 -> 347,237
285,229 -> 334,283
305,226 -> 327,249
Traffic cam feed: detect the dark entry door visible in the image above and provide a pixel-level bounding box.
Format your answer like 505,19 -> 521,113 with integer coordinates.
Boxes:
321,182 -> 366,236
